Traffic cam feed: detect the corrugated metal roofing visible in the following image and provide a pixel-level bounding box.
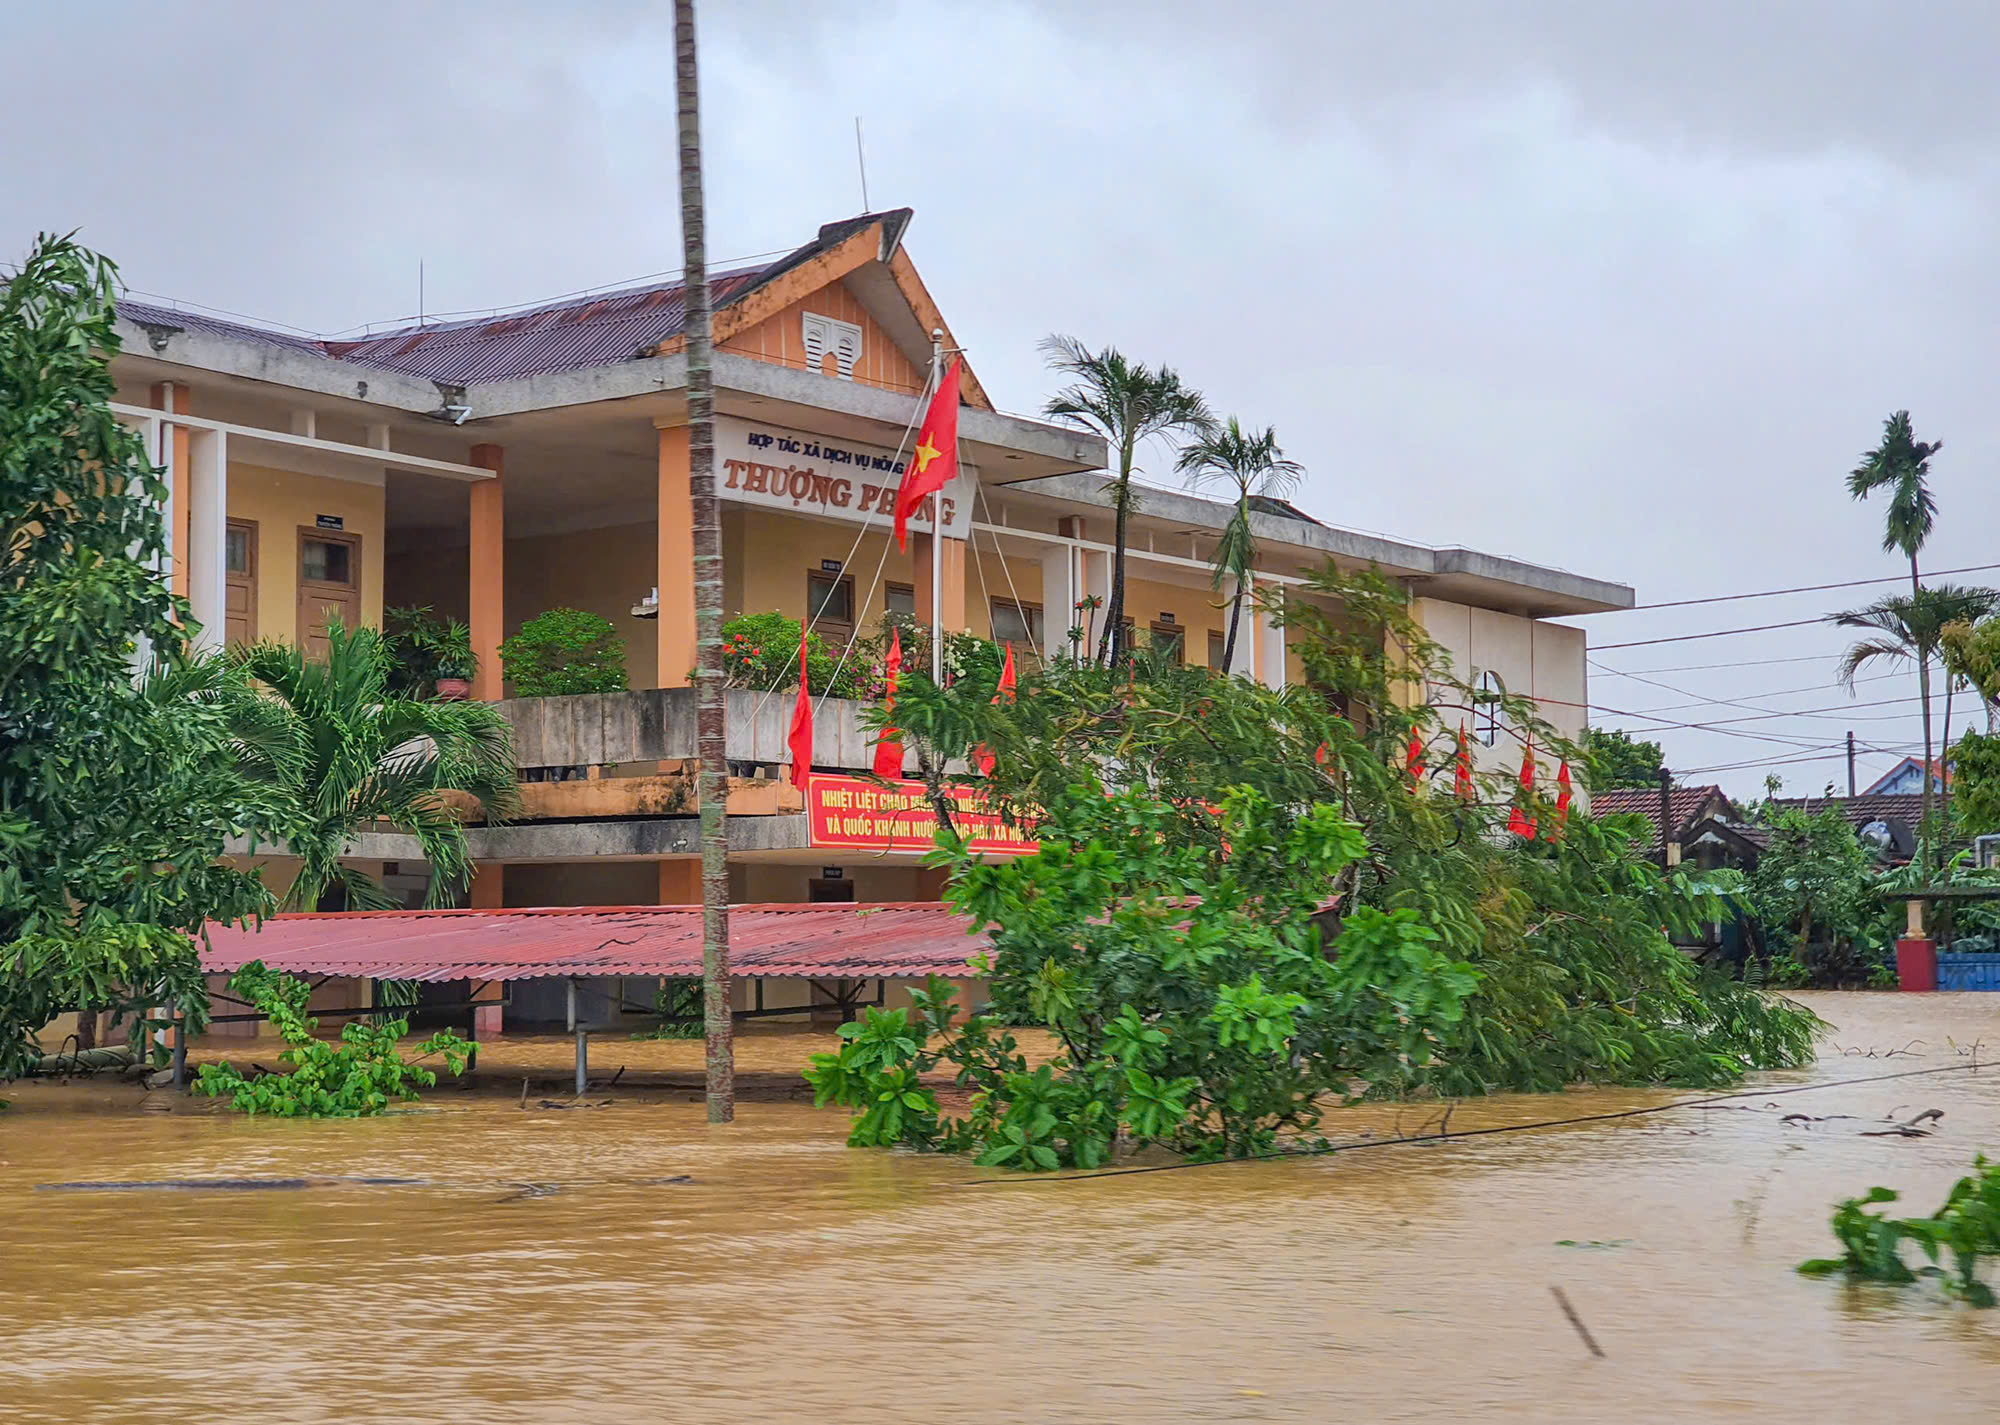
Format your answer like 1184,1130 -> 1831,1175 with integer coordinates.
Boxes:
199,903 -> 989,983
116,299 -> 328,357
318,267 -> 769,386
1588,785 -> 1732,854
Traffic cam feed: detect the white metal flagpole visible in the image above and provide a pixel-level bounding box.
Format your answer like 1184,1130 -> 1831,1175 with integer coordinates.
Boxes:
929,329 -> 944,683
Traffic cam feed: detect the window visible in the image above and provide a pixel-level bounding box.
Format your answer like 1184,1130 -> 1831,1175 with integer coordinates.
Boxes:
990,598 -> 1044,651
300,536 -> 351,586
1150,621 -> 1185,665
1208,630 -> 1227,670
884,582 -> 916,617
1474,669 -> 1506,746
807,570 -> 855,642
226,525 -> 252,576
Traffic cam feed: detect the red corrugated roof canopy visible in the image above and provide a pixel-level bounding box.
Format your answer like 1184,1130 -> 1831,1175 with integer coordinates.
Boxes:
199,904 -> 989,983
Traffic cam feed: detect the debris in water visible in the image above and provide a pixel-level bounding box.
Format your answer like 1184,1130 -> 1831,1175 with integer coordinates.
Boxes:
38,1176 -> 426,1192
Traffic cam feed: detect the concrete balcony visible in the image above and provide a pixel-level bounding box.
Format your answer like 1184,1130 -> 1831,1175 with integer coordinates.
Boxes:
499,687 -> 896,779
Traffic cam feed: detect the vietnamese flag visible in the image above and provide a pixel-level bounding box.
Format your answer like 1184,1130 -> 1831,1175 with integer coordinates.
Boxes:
871,627 -> 904,780
1405,725 -> 1425,791
1546,759 -> 1573,840
974,642 -> 1017,776
1506,743 -> 1537,838
787,621 -> 813,790
1454,722 -> 1474,801
893,356 -> 962,551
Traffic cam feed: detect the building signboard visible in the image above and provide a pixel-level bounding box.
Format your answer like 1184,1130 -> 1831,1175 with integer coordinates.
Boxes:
715,417 -> 974,539
805,774 -> 1037,856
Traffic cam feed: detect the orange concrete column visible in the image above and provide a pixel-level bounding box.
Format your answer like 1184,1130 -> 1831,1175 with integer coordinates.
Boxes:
915,866 -> 951,901
150,382 -> 192,595
656,424 -> 696,688
468,862 -> 504,908
468,444 -> 505,699
658,857 -> 700,905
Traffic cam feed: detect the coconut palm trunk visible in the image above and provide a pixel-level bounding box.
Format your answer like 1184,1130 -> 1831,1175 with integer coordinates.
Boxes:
676,0 -> 732,1123
1911,553 -> 1936,871
1099,433 -> 1137,666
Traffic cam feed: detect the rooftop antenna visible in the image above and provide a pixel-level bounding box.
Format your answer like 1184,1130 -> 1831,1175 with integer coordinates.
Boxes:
854,116 -> 870,213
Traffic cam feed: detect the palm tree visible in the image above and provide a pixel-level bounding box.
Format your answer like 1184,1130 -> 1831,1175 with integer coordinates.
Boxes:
676,0 -> 733,1122
1175,418 -> 1303,674
1831,584 -> 1999,847
216,620 -> 518,912
1846,411 -> 1943,857
1040,336 -> 1213,666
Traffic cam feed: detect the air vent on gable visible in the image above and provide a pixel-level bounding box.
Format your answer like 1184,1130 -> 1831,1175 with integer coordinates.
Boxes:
802,312 -> 863,380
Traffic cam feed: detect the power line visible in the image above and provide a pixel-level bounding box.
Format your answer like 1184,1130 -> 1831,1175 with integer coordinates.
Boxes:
1626,670 -> 1899,715
1579,560 -> 2000,614
1601,653 -> 1851,675
1595,617 -> 1827,650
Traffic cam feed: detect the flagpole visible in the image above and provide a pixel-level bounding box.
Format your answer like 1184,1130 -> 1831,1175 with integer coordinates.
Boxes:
929,328 -> 944,684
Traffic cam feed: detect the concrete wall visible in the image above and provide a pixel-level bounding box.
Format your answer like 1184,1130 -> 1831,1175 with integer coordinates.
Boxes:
1415,596 -> 1587,771
227,463 -> 385,643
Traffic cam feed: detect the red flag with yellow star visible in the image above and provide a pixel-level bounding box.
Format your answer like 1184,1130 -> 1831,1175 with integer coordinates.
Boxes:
1507,743 -> 1537,838
974,642 -> 1017,776
894,356 -> 961,551
1454,722 -> 1474,801
1405,725 -> 1425,790
1546,759 -> 1573,840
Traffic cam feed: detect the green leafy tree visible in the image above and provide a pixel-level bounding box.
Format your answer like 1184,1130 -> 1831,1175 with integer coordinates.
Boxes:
498,607 -> 628,696
1745,805 -> 1877,985
214,619 -> 519,910
1039,336 -> 1213,667
0,234 -> 273,1079
812,562 -> 1820,1167
1581,727 -> 1664,789
1941,615 -> 2000,735
1846,412 -> 1944,862
1175,417 -> 1303,672
1949,730 -> 2000,837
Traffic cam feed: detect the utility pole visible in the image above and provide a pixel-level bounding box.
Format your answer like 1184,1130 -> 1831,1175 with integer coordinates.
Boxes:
1846,729 -> 1856,798
676,0 -> 732,1122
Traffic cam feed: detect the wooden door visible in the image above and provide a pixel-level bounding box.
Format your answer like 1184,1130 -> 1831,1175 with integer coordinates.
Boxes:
224,519 -> 258,646
296,528 -> 361,660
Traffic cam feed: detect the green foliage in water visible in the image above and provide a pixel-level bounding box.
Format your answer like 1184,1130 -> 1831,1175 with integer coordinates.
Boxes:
809,785 -> 1479,1165
633,977 -> 703,1040
1800,1155 -> 2000,1306
194,963 -> 471,1118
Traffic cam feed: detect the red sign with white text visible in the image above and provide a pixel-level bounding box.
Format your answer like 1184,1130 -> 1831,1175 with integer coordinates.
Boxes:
805,774 -> 1038,856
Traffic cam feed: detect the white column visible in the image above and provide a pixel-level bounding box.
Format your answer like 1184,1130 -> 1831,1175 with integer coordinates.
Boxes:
1255,591 -> 1286,689
1226,573 -> 1257,678
1038,542 -> 1077,662
1080,546 -> 1112,655
187,427 -> 228,652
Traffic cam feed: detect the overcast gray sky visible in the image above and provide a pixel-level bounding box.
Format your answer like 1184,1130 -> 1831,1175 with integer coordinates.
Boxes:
8,0 -> 1996,798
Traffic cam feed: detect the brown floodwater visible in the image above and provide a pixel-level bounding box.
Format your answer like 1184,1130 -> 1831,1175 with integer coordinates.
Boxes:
3,992 -> 2000,1423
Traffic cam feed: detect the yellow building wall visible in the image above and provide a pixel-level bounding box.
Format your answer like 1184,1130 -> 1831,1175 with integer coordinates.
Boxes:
1121,573 -> 1232,666
226,465 -> 384,643
503,522 -> 661,689
722,281 -> 925,395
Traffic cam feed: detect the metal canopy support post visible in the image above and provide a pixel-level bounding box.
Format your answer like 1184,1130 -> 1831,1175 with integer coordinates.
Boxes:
567,977 -> 588,1096
169,1000 -> 187,1089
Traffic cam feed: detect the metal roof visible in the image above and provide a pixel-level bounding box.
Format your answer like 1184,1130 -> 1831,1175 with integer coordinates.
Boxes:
198,903 -> 989,982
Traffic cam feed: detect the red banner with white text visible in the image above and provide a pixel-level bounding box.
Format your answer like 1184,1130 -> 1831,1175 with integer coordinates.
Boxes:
805,774 -> 1038,856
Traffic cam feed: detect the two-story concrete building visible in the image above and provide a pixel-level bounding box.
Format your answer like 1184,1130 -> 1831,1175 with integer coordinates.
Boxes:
109,208 -> 1631,1032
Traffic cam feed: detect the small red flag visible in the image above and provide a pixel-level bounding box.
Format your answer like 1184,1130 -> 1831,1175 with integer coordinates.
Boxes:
787,622 -> 813,790
974,642 -> 1017,776
1507,743 -> 1537,838
1314,742 -> 1330,768
1454,722 -> 1474,801
893,357 -> 961,551
871,627 -> 904,780
1547,759 -> 1573,839
1405,725 -> 1425,790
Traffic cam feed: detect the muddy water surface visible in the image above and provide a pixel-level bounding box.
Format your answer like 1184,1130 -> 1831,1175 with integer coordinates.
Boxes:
4,993 -> 2000,1423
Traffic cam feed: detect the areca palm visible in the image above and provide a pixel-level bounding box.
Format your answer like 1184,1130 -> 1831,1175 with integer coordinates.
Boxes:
1846,411 -> 1943,851
1831,584 -> 1999,840
1175,417 -> 1303,673
217,619 -> 519,911
1040,335 -> 1213,666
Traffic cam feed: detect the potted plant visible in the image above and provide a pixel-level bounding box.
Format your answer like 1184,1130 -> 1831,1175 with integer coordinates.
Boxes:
431,620 -> 477,700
